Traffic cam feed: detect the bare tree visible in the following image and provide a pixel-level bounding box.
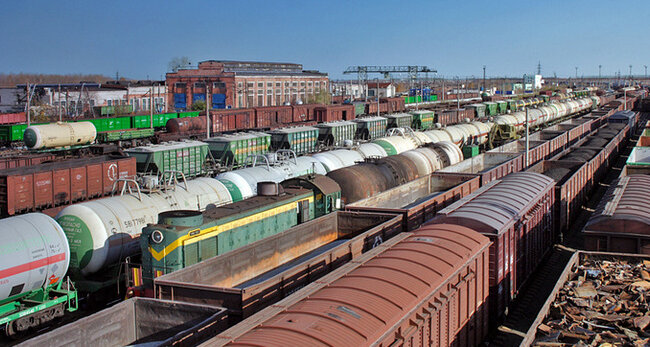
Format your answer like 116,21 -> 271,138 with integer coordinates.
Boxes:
168,57 -> 192,72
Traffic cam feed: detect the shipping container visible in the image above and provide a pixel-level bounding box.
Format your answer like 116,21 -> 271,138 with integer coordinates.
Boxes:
125,140 -> 211,178
0,155 -> 135,216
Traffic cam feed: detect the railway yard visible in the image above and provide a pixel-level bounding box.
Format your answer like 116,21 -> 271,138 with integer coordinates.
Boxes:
1,84 -> 650,347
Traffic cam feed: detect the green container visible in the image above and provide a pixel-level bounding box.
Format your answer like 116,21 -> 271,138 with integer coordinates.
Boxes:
462,145 -> 480,159
97,128 -> 155,142
410,110 -> 435,130
269,126 -> 319,155
484,102 -> 498,116
352,102 -> 366,116
497,101 -> 508,113
430,95 -> 438,101
125,140 -> 211,177
385,113 -> 413,129
315,121 -> 357,147
353,116 -> 388,140
0,124 -> 29,142
153,113 -> 179,128
133,115 -> 152,129
140,190 -> 317,281
468,104 -> 487,118
204,132 -> 271,167
178,111 -> 200,118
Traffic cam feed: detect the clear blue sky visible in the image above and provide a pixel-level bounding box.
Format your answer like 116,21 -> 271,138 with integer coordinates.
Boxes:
1,0 -> 649,80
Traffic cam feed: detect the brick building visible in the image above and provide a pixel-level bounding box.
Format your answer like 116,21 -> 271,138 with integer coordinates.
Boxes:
166,60 -> 328,111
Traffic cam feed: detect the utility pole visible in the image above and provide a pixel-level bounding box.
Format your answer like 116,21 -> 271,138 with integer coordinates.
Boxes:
376,78 -> 380,117
150,86 -> 154,130
58,84 -> 62,121
645,65 -> 648,80
482,65 -> 486,92
26,82 -> 31,126
598,65 -> 602,88
456,76 -> 460,110
524,74 -> 529,168
205,81 -> 210,139
575,67 -> 578,79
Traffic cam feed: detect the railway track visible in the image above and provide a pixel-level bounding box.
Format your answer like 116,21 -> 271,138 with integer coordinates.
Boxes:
487,111 -> 648,347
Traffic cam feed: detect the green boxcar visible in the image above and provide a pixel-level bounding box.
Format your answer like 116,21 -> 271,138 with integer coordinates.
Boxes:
178,111 -> 200,118
85,116 -> 131,132
462,145 -> 480,158
315,121 -> 357,147
507,100 -> 519,111
385,113 -> 413,129
484,102 -> 498,116
0,124 -> 29,142
497,101 -> 508,113
203,132 -> 271,167
353,116 -> 388,140
153,113 -> 180,128
430,95 -> 438,101
352,102 -> 366,116
467,104 -> 487,118
269,126 -> 319,155
409,110 -> 435,130
141,188 -> 320,282
96,128 -> 155,142
125,140 -> 211,177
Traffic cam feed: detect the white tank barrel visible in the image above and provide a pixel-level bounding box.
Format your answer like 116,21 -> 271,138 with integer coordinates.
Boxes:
56,177 -> 232,276
24,122 -> 96,149
0,214 -> 70,301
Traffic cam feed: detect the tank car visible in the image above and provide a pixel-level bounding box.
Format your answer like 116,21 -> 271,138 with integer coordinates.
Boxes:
24,121 -> 96,149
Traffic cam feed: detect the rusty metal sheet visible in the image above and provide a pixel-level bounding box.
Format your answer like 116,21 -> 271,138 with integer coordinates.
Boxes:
213,223 -> 489,347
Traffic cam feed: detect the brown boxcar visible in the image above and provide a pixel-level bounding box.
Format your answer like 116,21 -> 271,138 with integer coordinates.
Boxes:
437,110 -> 460,126
154,211 -> 403,321
314,104 -> 355,122
254,105 -> 292,129
526,160 -> 590,235
584,175 -> 650,254
290,104 -> 318,123
346,172 -> 480,232
365,101 -> 388,115
212,108 -> 255,132
206,223 -> 490,347
429,172 -> 555,325
0,155 -> 135,216
436,152 -> 524,186
0,153 -> 56,170
0,112 -> 26,125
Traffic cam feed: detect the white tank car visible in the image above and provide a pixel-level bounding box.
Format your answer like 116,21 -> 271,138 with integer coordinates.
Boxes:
55,177 -> 232,276
0,214 -> 70,300
24,121 -> 97,149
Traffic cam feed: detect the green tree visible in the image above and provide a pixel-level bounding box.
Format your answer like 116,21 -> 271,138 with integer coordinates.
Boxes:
191,100 -> 206,111
306,89 -> 332,104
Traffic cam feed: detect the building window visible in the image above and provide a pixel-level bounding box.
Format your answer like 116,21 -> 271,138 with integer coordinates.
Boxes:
133,99 -> 140,110
238,82 -> 243,88
276,82 -> 281,87
276,88 -> 281,94
292,82 -> 298,87
257,95 -> 263,106
194,82 -> 205,88
257,82 -> 263,88
257,89 -> 263,96
284,82 -> 290,87
315,81 -> 320,88
308,81 -> 313,87
247,82 -> 254,88
308,88 -> 313,94
238,93 -> 243,107
300,81 -> 305,86
267,82 -> 272,87
213,82 -> 226,89
175,82 -> 186,88
107,100 -> 112,106
267,95 -> 272,106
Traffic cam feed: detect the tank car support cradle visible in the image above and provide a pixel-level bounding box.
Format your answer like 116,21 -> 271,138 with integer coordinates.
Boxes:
1,278 -> 77,337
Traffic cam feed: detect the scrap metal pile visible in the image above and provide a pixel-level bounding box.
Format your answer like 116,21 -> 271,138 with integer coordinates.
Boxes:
534,257 -> 650,346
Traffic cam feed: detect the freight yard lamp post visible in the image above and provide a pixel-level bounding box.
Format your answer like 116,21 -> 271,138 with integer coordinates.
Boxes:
205,81 -> 211,139
375,78 -> 380,117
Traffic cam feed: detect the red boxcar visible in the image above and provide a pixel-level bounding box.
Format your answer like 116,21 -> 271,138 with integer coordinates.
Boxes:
430,172 -> 555,326
0,112 -> 26,125
0,155 -> 135,216
290,104 -> 318,123
314,104 -> 355,122
211,108 -> 255,132
254,106 -> 293,129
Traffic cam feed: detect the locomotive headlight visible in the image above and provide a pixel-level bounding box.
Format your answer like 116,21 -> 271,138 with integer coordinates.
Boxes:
151,230 -> 164,244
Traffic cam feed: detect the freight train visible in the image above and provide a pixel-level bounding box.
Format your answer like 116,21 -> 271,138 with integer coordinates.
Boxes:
0,91 -> 641,338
